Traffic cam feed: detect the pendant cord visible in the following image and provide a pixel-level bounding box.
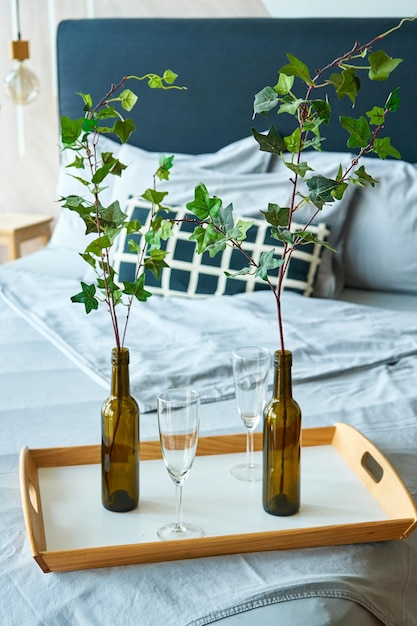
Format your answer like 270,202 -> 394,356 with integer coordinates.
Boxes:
11,0 -> 22,40
16,0 -> 21,39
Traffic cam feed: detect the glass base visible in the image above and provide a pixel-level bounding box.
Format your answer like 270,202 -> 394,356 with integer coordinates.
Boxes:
230,463 -> 262,482
157,522 -> 203,541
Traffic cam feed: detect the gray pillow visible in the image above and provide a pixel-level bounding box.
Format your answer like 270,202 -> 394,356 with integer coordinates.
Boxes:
343,158 -> 417,295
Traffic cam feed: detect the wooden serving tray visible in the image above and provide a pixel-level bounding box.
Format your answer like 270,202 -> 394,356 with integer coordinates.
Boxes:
19,423 -> 417,573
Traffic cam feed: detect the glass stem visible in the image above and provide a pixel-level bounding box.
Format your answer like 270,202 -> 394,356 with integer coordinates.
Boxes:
247,428 -> 255,468
175,483 -> 184,530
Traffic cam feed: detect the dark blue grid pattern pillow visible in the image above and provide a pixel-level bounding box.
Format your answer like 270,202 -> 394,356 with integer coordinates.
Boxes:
113,198 -> 329,298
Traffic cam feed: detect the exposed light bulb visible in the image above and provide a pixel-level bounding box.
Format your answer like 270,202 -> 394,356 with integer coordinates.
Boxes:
3,60 -> 39,105
3,39 -> 39,105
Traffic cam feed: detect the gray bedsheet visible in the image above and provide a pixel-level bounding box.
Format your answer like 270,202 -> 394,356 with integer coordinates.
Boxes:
1,249 -> 416,626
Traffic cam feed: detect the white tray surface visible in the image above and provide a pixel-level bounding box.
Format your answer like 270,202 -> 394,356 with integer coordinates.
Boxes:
38,446 -> 388,551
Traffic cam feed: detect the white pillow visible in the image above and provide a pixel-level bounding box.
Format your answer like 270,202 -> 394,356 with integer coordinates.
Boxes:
110,134 -> 272,211
274,151 -> 358,299
49,135 -> 123,253
50,134 -> 271,255
343,158 -> 417,294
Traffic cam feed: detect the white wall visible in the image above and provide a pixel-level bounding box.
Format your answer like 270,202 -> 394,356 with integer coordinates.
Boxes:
262,0 -> 416,17
0,0 -> 268,263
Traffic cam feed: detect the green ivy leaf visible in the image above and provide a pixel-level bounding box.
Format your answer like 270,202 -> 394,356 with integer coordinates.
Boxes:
272,228 -> 294,245
156,154 -> 175,181
256,249 -> 283,281
340,115 -> 371,148
158,219 -> 174,240
252,126 -> 287,155
119,89 -> 138,111
66,155 -> 85,169
277,98 -> 304,116
96,105 -> 118,119
122,274 -> 152,302
162,69 -> 179,85
273,73 -> 295,95
60,195 -> 92,218
147,75 -> 164,89
372,137 -> 401,160
284,127 -> 301,153
141,188 -> 169,205
216,203 -> 234,233
82,118 -> 98,133
260,204 -> 290,228
61,116 -> 83,145
70,282 -> 99,313
311,99 -> 331,125
126,219 -> 141,234
303,116 -> 325,139
351,165 -> 379,188
189,223 -> 223,254
128,239 -> 141,254
226,219 -> 254,243
100,152 -> 127,178
85,235 -> 111,256
306,175 -> 342,208
84,215 -> 102,235
328,68 -> 360,104
368,50 -> 403,81
385,87 -> 401,112
112,118 -> 136,143
97,271 -> 121,301
77,92 -> 93,110
70,174 -> 91,187
284,160 -> 313,178
186,183 -> 222,220
100,201 -> 127,228
92,162 -> 113,184
80,252 -> 96,269
225,265 -> 254,279
144,252 -> 169,280
253,86 -> 280,114
280,53 -> 314,86
366,106 -> 385,126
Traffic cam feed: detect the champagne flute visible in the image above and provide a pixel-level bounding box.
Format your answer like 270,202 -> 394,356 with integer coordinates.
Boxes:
157,387 -> 203,540
231,346 -> 270,482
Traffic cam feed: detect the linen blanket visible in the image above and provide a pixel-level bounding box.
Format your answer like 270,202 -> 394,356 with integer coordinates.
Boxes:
1,250 -> 417,626
1,248 -> 417,414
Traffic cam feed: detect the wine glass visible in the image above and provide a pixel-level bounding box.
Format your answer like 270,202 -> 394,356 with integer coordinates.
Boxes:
157,387 -> 203,540
231,346 -> 270,482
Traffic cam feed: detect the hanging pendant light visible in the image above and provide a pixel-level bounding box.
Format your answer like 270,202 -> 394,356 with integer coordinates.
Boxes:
3,0 -> 39,105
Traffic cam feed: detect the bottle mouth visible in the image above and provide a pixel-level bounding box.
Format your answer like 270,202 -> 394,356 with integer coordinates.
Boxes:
111,347 -> 130,364
274,349 -> 292,365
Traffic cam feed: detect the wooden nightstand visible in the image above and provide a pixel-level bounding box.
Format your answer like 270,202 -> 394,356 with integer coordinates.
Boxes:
0,212 -> 54,261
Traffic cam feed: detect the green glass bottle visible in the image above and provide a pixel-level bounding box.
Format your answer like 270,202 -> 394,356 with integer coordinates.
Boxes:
263,349 -> 301,516
101,347 -> 139,512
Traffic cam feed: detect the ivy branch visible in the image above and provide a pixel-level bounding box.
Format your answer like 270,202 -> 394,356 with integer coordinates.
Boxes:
59,71 -> 186,351
184,18 -> 413,354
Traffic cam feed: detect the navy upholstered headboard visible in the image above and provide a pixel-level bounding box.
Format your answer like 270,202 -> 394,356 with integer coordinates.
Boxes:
56,17 -> 416,161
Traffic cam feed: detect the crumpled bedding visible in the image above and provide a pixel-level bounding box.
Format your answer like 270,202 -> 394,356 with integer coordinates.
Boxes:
1,249 -> 417,413
1,248 -> 417,626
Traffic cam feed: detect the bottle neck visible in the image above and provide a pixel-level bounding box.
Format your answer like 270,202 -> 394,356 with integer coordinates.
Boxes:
273,350 -> 293,400
110,347 -> 130,397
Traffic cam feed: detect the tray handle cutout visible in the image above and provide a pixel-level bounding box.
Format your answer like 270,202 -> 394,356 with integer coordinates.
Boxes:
19,447 -> 48,559
333,423 -> 417,534
361,451 -> 383,483
28,479 -> 40,513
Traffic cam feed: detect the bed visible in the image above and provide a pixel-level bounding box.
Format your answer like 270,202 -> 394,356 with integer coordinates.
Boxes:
1,16 -> 417,626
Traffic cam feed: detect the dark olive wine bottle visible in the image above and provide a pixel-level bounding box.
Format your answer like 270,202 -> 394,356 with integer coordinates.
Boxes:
263,349 -> 301,516
101,347 -> 139,512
